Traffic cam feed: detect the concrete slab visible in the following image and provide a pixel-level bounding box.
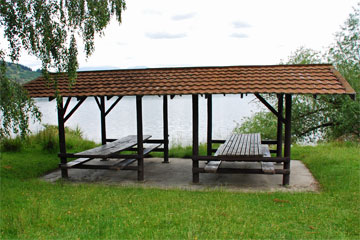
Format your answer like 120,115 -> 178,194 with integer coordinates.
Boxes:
42,158 -> 319,192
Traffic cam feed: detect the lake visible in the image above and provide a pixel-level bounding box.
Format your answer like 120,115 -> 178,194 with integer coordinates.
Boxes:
30,95 -> 261,146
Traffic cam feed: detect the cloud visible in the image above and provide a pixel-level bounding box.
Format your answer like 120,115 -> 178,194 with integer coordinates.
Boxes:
145,32 -> 187,39
171,13 -> 196,21
232,21 -> 251,28
230,33 -> 249,38
143,9 -> 162,15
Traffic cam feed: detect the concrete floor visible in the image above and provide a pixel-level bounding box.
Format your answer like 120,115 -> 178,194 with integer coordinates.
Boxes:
43,158 -> 319,192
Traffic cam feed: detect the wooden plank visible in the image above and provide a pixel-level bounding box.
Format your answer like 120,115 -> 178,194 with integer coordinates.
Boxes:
261,144 -> 271,157
110,158 -> 137,170
230,134 -> 241,155
75,135 -> 151,157
222,134 -> 236,155
216,135 -> 232,155
261,144 -> 275,174
143,144 -> 161,155
204,161 -> 222,173
63,158 -> 92,168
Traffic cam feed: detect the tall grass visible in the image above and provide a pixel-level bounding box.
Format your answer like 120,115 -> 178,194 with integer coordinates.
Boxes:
29,124 -> 97,153
1,125 -> 96,154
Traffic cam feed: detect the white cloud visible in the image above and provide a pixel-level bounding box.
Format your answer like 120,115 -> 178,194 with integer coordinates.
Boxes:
230,33 -> 249,38
145,32 -> 187,39
172,13 -> 196,21
232,21 -> 252,28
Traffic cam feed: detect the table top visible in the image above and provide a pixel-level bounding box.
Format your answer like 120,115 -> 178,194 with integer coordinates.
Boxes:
75,135 -> 151,158
216,133 -> 262,157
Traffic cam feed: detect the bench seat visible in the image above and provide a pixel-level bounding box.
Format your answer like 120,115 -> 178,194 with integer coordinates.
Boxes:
260,144 -> 275,174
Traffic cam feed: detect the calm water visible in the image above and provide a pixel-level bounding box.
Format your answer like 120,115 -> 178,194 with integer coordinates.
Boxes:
30,95 -> 260,146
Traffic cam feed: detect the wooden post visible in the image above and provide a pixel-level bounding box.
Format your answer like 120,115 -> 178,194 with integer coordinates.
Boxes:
136,95 -> 144,181
100,96 -> 106,145
57,97 -> 68,178
192,94 -> 199,183
163,95 -> 169,163
283,94 -> 292,185
207,94 -> 212,156
277,94 -> 284,157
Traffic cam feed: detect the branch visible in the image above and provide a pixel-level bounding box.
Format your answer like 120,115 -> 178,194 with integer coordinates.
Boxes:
297,107 -> 329,119
299,122 -> 335,136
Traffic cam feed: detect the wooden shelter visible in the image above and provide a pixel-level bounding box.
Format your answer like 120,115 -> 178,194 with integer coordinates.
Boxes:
24,64 -> 355,185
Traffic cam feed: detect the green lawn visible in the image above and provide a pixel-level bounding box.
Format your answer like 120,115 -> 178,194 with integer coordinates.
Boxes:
1,139 -> 359,239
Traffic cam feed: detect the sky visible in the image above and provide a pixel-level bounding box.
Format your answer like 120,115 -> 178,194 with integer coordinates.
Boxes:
1,0 -> 358,71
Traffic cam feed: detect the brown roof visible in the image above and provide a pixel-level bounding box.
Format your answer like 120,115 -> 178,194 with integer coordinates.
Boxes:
23,64 -> 355,98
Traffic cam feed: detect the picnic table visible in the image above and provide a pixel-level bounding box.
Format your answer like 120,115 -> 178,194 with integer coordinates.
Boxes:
60,135 -> 160,171
204,133 -> 274,174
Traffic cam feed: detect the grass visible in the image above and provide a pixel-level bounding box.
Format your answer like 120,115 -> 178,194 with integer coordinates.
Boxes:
0,131 -> 359,239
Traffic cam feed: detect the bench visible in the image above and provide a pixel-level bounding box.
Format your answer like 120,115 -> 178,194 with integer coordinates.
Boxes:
260,144 -> 275,174
204,133 -> 275,174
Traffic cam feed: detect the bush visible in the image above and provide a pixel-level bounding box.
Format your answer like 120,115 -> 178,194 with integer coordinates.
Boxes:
0,137 -> 23,152
234,111 -> 278,140
31,125 -> 97,153
34,125 -> 59,152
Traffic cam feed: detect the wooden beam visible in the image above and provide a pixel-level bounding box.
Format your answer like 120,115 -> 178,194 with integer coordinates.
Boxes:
94,96 -> 101,110
255,93 -> 285,124
100,96 -> 106,145
57,97 -> 68,178
105,96 -> 123,117
64,97 -> 86,123
163,95 -> 169,163
63,97 -> 72,114
192,94 -> 199,183
277,94 -> 284,157
136,95 -> 144,181
207,94 -> 212,156
283,94 -> 292,185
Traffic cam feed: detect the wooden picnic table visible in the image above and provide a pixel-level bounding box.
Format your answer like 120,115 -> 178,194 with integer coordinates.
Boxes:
205,133 -> 274,173
62,135 -> 160,170
215,133 -> 263,157
74,135 -> 152,158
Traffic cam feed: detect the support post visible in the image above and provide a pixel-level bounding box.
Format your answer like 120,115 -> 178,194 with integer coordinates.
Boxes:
277,94 -> 284,157
283,94 -> 292,185
57,97 -> 68,178
163,95 -> 169,163
207,94 -> 213,156
136,95 -> 144,181
100,96 -> 106,145
192,94 -> 199,183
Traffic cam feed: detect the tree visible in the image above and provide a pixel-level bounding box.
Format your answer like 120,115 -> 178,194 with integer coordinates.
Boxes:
0,0 -> 126,138
237,4 -> 359,142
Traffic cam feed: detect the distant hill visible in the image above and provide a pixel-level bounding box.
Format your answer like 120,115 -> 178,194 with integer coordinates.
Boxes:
3,62 -> 41,84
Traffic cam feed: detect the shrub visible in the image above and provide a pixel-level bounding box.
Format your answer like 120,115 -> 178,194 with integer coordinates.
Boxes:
234,111 -> 278,140
31,125 -> 97,152
0,137 -> 23,152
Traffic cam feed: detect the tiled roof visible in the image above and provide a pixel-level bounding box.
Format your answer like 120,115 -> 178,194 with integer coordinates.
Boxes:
23,64 -> 355,97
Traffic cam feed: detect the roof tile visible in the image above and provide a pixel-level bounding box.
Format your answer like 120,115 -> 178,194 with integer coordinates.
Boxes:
23,64 -> 355,97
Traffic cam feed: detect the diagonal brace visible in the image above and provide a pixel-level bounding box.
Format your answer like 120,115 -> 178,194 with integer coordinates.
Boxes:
105,96 -> 123,116
64,97 -> 87,123
255,93 -> 285,124
94,96 -> 101,110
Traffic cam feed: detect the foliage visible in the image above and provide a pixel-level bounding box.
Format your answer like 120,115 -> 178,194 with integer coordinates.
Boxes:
239,4 -> 360,142
0,56 -> 42,139
1,140 -> 359,239
235,111 -> 278,140
2,61 -> 41,83
0,136 -> 22,152
0,0 -> 126,138
29,124 -> 96,153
